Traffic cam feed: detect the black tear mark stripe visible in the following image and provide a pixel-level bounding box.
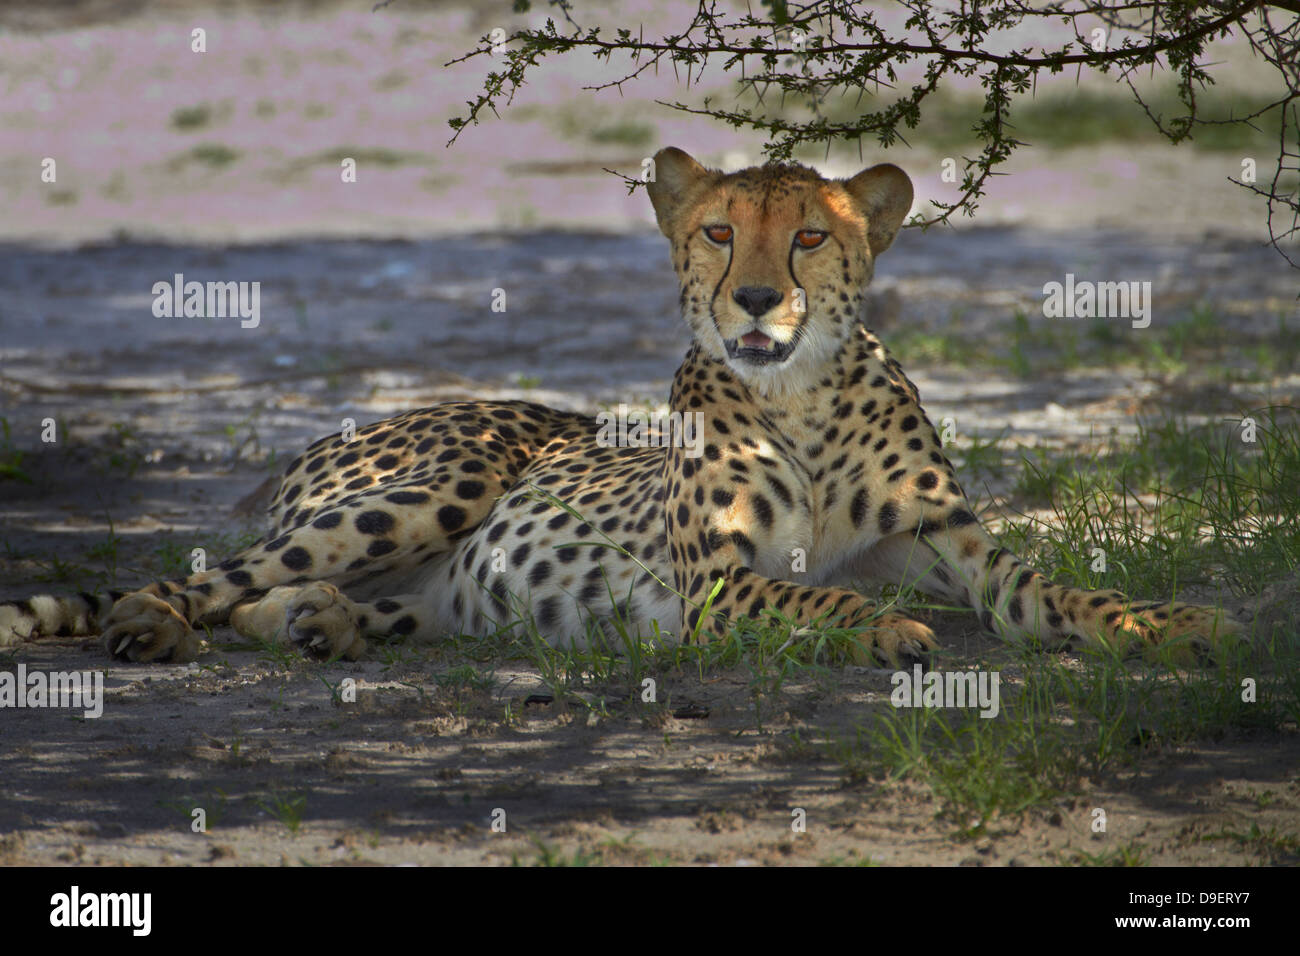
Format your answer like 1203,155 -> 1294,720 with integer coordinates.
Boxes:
708,230 -> 734,339
786,234 -> 808,342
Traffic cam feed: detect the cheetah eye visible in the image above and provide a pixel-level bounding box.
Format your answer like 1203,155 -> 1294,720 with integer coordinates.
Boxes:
794,230 -> 827,249
704,225 -> 733,244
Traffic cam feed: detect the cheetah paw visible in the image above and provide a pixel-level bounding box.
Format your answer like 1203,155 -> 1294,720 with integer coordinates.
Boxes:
850,612 -> 938,668
1114,604 -> 1244,665
101,592 -> 202,663
283,583 -> 366,661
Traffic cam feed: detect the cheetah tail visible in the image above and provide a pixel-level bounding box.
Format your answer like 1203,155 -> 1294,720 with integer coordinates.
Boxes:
0,590 -> 128,648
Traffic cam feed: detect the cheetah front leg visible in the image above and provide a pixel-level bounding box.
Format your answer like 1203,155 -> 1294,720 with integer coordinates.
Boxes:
911,522 -> 1243,662
680,558 -> 939,667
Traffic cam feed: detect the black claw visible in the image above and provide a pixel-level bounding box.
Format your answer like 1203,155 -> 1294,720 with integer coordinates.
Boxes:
291,630 -> 333,660
899,646 -> 933,672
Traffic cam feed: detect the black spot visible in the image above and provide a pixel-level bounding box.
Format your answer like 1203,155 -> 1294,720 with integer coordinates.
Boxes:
263,535 -> 290,553
226,570 -> 253,587
850,488 -> 869,528
438,505 -> 467,532
386,490 -> 430,505
312,511 -> 343,530
456,480 -> 485,500
729,531 -> 756,564
281,547 -> 312,571
878,502 -> 898,534
766,476 -> 792,507
355,510 -> 396,535
537,597 -> 560,629
367,539 -> 398,558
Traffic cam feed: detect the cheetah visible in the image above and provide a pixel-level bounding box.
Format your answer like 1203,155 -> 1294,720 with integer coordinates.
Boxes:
0,147 -> 1241,667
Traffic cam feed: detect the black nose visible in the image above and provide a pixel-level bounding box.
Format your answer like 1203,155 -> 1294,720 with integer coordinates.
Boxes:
732,286 -> 782,318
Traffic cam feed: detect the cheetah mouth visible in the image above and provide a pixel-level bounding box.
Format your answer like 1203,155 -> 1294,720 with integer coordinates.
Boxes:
725,330 -> 795,365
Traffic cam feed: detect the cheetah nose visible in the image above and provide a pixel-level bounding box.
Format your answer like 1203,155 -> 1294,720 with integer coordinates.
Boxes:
732,285 -> 782,317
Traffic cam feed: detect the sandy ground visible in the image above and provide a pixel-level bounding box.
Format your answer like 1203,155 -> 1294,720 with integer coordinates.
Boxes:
1,1 -> 1298,866
5,630 -> 1300,868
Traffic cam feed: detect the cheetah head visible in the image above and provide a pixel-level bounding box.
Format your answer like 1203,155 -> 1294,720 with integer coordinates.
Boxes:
647,147 -> 913,397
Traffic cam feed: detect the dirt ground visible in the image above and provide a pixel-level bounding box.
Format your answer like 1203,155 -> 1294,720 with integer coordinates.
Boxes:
1,0 -> 1298,866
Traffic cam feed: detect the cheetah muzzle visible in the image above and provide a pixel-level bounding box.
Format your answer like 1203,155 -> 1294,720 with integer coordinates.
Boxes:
725,327 -> 796,365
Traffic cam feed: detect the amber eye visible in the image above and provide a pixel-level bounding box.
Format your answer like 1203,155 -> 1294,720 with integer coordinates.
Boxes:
795,230 -> 826,249
704,225 -> 733,243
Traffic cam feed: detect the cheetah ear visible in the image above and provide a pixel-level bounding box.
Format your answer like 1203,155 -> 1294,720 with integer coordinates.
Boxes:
843,163 -> 914,258
646,147 -> 716,237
